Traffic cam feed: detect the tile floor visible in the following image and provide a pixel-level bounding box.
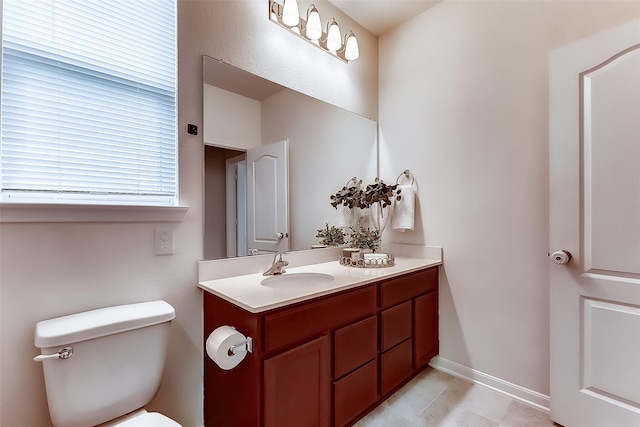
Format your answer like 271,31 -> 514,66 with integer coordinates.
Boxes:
354,368 -> 555,427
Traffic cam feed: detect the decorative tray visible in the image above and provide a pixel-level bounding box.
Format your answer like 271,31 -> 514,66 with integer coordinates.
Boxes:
339,253 -> 395,268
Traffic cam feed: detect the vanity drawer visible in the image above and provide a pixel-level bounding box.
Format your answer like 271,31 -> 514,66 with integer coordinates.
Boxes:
334,315 -> 377,379
380,267 -> 438,309
414,291 -> 438,369
263,285 -> 376,353
334,358 -> 378,427
380,301 -> 411,352
380,339 -> 412,395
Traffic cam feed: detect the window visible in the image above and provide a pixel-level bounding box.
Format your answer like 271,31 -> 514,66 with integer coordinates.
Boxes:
1,0 -> 178,206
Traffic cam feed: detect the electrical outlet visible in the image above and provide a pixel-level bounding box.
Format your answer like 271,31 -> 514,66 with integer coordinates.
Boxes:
154,227 -> 175,256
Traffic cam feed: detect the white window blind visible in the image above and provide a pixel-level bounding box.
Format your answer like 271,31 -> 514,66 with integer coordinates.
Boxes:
1,0 -> 178,206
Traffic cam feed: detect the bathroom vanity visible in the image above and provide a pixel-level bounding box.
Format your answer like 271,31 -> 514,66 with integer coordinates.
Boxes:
199,253 -> 440,427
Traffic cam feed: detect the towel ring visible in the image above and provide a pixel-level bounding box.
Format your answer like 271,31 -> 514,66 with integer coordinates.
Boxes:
345,177 -> 361,188
396,169 -> 415,185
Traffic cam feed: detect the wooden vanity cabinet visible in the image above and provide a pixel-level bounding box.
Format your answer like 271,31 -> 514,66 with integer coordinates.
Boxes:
203,266 -> 438,427
264,335 -> 331,427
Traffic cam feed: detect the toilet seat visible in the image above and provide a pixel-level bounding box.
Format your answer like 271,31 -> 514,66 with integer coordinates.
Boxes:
109,412 -> 181,427
98,410 -> 181,427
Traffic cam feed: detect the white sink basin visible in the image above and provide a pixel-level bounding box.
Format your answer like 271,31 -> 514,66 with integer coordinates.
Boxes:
261,272 -> 335,288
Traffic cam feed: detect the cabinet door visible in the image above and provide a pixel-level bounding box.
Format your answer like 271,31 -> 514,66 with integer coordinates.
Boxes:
414,291 -> 438,369
334,359 -> 378,427
380,339 -> 412,395
264,335 -> 331,427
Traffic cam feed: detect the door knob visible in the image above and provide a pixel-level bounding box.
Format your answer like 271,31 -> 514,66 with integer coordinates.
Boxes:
551,250 -> 572,265
276,232 -> 289,240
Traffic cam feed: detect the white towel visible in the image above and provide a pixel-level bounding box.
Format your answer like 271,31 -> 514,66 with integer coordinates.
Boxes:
391,184 -> 415,231
337,204 -> 358,228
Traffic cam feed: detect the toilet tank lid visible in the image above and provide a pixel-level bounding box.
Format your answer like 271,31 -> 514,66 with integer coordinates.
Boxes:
35,300 -> 176,348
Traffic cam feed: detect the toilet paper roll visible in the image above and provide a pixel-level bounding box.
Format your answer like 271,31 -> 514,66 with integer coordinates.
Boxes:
206,326 -> 248,370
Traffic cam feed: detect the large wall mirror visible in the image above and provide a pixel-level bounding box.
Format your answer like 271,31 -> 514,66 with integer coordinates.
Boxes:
203,55 -> 377,260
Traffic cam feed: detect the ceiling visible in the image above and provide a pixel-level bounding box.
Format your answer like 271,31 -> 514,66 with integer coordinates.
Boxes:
328,0 -> 441,36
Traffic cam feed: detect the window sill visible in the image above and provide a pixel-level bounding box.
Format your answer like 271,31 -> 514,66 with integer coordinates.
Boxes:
0,203 -> 190,223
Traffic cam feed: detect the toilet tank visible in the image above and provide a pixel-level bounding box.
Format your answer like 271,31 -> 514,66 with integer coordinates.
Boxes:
34,301 -> 176,427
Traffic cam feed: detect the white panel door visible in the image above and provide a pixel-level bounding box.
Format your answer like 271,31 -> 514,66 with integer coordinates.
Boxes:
236,161 -> 248,257
225,155 -> 247,258
246,140 -> 289,253
549,19 -> 640,427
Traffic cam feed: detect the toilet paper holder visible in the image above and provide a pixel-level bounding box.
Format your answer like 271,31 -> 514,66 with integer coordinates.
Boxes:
228,336 -> 253,356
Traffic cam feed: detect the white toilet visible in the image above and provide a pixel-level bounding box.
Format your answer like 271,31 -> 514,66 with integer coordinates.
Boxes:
34,300 -> 182,427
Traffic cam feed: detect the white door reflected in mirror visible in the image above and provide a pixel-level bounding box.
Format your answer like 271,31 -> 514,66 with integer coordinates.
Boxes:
247,140 -> 289,255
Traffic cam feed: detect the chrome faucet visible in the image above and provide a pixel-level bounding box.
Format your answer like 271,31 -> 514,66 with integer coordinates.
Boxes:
263,252 -> 288,276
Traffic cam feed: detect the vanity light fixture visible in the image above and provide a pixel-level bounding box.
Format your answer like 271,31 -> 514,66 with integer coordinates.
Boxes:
268,0 -> 360,62
304,4 -> 322,40
281,0 -> 300,26
343,31 -> 359,61
325,18 -> 342,51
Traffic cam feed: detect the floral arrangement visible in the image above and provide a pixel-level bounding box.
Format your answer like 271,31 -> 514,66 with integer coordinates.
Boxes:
330,177 -> 402,210
316,223 -> 346,246
347,225 -> 381,252
315,223 -> 381,252
330,178 -> 363,209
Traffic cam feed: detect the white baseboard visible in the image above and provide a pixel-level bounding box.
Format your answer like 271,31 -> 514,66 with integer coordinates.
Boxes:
429,356 -> 550,413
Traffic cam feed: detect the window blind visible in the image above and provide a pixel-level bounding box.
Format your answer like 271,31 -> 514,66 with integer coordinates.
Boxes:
1,0 -> 178,205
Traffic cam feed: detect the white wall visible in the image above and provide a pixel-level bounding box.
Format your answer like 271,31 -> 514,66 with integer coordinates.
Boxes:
379,0 -> 640,397
0,1 -> 378,426
203,84 -> 262,149
261,88 -> 377,250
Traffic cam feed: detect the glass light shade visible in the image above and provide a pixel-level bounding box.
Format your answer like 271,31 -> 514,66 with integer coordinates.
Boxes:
282,0 -> 300,27
305,6 -> 322,41
326,19 -> 342,51
344,32 -> 359,61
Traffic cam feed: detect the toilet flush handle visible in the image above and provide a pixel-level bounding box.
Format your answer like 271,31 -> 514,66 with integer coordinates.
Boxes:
33,346 -> 73,362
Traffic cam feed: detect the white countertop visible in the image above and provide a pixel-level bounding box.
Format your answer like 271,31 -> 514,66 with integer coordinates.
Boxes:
198,257 -> 441,313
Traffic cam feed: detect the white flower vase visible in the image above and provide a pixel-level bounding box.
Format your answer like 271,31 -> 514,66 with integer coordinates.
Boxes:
370,202 -> 390,234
